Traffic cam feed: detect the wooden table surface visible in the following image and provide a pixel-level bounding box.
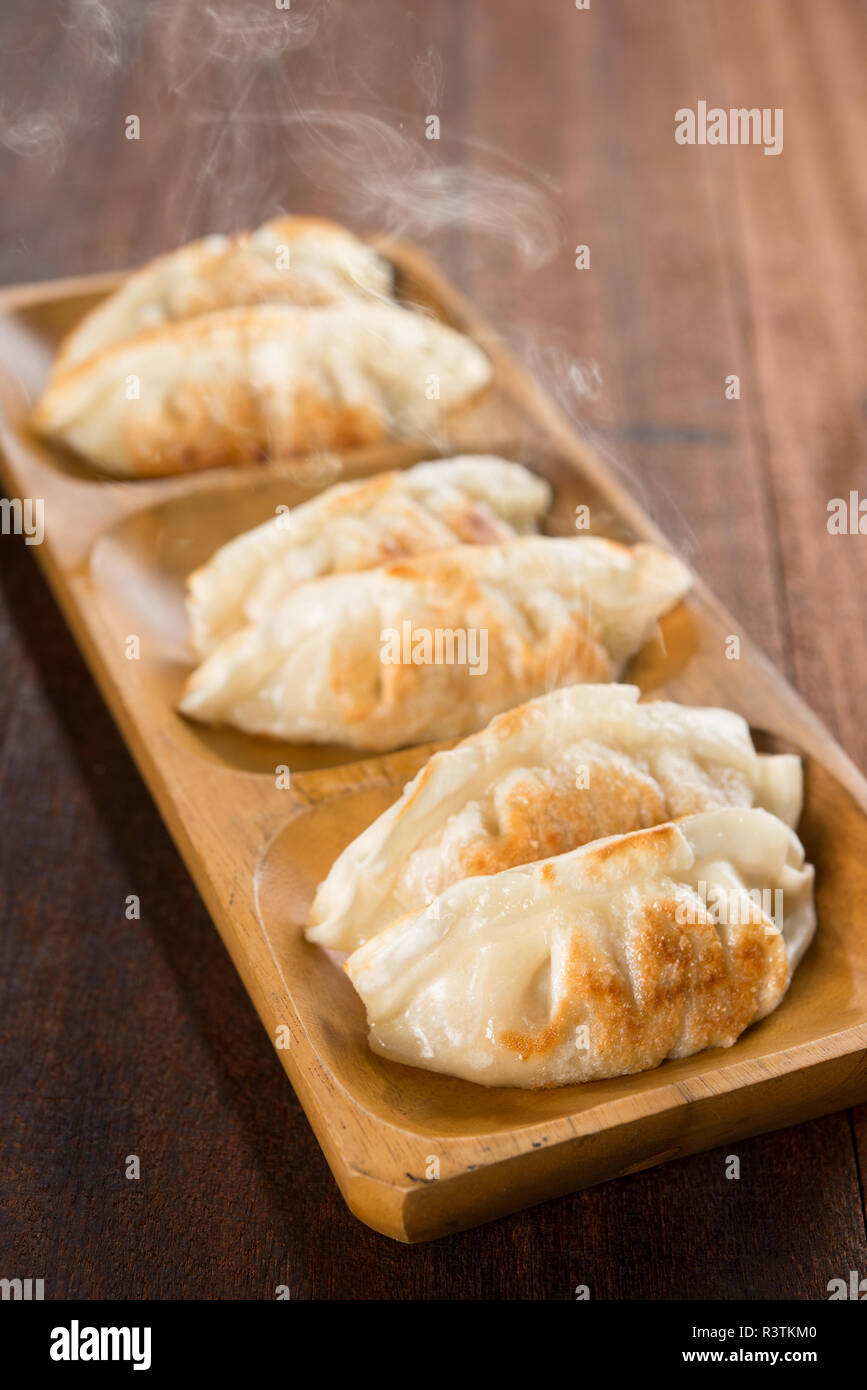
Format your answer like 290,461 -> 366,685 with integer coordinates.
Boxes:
1,0 -> 865,1299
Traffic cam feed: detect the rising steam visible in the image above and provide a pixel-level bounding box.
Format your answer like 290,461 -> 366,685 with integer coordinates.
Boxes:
0,0 -> 621,485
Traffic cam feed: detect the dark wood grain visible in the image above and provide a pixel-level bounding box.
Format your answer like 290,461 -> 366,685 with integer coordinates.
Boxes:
1,0 -> 865,1298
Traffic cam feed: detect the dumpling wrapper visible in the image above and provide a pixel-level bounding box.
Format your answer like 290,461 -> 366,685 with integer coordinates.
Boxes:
186,456 -> 552,657
51,216 -> 394,377
177,536 -> 691,751
33,301 -> 492,478
345,807 -> 816,1088
308,683 -> 803,952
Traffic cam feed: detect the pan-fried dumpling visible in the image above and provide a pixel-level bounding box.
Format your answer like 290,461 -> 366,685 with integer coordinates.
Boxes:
52,216 -> 394,377
32,301 -> 492,478
177,537 -> 691,750
308,684 -> 803,952
187,456 -> 552,657
345,808 -> 816,1088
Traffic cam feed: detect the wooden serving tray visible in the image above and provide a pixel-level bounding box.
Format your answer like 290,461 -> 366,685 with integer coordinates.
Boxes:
1,240 -> 867,1244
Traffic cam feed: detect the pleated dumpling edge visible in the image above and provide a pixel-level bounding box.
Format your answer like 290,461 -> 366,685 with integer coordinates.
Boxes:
177,537 -> 691,749
307,683 -> 803,952
344,807 -> 816,1088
